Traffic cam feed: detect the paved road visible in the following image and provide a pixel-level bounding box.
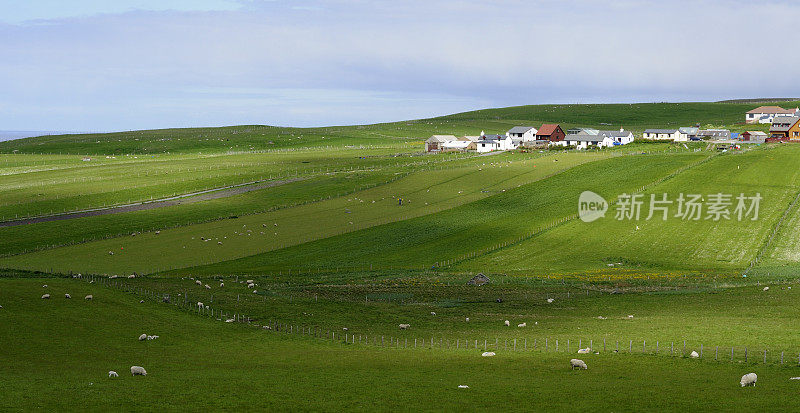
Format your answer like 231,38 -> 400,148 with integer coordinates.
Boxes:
0,177 -> 304,228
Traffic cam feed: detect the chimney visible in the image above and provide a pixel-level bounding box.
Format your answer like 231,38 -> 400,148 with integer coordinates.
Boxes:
620,127 -> 624,132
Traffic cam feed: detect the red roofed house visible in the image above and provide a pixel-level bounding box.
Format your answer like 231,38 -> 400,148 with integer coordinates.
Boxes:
536,124 -> 565,144
745,106 -> 799,124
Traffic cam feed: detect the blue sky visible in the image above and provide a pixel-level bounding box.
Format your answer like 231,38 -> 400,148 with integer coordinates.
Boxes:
1,0 -> 799,131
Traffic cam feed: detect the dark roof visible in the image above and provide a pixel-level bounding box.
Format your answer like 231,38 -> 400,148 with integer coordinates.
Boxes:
566,135 -> 608,142
507,126 -> 536,134
480,134 -> 505,141
770,116 -> 800,132
537,124 -> 561,135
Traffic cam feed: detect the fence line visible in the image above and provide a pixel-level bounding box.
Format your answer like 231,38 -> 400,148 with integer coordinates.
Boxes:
71,273 -> 800,367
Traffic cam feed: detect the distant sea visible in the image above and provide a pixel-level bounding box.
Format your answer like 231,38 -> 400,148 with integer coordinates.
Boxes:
0,131 -> 81,142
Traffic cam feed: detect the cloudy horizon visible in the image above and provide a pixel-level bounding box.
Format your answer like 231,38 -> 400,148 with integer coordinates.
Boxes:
1,0 -> 799,132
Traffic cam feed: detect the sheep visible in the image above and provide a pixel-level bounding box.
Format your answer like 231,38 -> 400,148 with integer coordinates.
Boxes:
504,320 -> 510,326
252,290 -> 258,294
577,347 -> 591,354
457,385 -> 469,389
219,282 -> 224,287
65,294 -> 71,299
547,298 -> 554,303
108,371 -> 119,378
481,352 -> 496,357
197,302 -> 204,309
225,318 -> 235,323
246,279 -> 254,284
128,274 -> 135,279
690,351 -> 699,358
398,324 -> 410,330
763,287 -> 769,291
597,316 -> 606,320
465,317 -> 470,322
570,359 -> 588,370
108,251 -> 114,255
204,284 -> 211,290
130,366 -> 147,376
740,373 -> 757,387
139,300 -> 144,303
195,280 -> 202,286
41,294 -> 50,299
110,275 -> 118,279
247,283 -> 255,289
517,323 -> 527,328
138,333 -> 147,341
42,284 -> 48,288
147,335 -> 159,340
85,295 -> 93,300
627,315 -> 634,319
430,312 -> 436,316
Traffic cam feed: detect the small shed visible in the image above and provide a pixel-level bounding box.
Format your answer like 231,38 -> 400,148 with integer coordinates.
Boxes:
468,273 -> 491,286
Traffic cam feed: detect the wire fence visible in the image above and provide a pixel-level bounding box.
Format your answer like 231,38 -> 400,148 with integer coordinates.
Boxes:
71,272 -> 800,367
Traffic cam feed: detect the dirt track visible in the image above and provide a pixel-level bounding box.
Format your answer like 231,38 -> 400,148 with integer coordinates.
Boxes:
0,177 -> 304,228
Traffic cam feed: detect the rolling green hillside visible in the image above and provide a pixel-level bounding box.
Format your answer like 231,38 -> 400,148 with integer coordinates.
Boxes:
1,101 -> 792,155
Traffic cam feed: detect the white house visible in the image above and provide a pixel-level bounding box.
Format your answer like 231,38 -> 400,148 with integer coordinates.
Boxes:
643,129 -> 688,141
476,132 -> 514,153
600,129 -> 635,145
506,126 -> 538,146
745,106 -> 799,124
564,134 -> 615,149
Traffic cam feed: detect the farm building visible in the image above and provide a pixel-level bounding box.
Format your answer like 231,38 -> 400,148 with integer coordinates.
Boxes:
697,129 -> 731,140
769,116 -> 800,140
476,132 -> 514,153
745,106 -> 799,124
441,140 -> 471,151
458,135 -> 480,151
425,135 -> 457,152
679,127 -> 699,139
506,126 -> 538,146
740,131 -> 768,143
566,127 -> 599,135
643,129 -> 687,141
536,124 -> 566,144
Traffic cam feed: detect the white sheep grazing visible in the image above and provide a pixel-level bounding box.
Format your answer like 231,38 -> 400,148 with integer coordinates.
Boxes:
763,287 -> 769,291
481,352 -> 496,357
430,312 -> 436,316
219,283 -> 224,287
41,293 -> 51,299
740,373 -> 757,387
65,294 -> 71,299
147,335 -> 159,340
195,280 -> 202,286
225,318 -> 235,323
577,347 -> 591,354
128,275 -> 135,279
138,333 -> 147,341
130,366 -> 147,376
570,359 -> 588,370
108,371 -> 119,378
204,284 -> 211,290
85,295 -> 93,300
246,279 -> 254,284
247,283 -> 255,289
517,323 -> 527,328
197,302 -> 204,309
42,284 -> 48,288
627,315 -> 634,319
547,298 -> 554,303
399,323 -> 410,330
465,317 -> 470,322
504,320 -> 510,326
690,351 -> 699,358
458,385 -> 469,389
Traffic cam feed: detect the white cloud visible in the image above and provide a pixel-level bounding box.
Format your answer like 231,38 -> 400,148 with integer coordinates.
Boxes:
0,0 -> 798,130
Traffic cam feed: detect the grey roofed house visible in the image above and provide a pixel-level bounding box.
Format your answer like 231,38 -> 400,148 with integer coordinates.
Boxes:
507,126 -> 536,134
697,129 -> 731,139
567,134 -> 607,142
597,130 -> 632,138
679,127 -> 699,136
644,129 -> 679,134
770,116 -> 800,132
478,134 -> 504,142
459,135 -> 480,142
567,128 -> 599,135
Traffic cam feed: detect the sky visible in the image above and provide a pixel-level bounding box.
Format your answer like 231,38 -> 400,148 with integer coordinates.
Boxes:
1,0 -> 799,132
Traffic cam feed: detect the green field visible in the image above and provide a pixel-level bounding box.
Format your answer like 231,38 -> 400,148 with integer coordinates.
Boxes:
3,101 -> 800,411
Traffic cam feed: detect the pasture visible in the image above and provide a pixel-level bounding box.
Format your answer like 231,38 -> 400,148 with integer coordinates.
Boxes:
4,101 -> 800,411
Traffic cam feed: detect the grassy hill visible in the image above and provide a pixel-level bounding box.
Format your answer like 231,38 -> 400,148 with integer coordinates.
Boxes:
1,101 -> 795,155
